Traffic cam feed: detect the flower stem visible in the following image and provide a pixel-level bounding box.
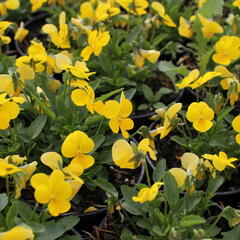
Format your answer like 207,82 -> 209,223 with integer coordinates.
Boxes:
143,157 -> 151,187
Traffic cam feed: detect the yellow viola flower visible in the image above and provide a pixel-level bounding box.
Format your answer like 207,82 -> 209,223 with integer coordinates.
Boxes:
28,41 -> 55,74
0,21 -> 12,44
80,1 -> 95,21
112,139 -> 138,169
31,169 -> 72,216
176,70 -> 221,89
233,0 -> 240,8
41,152 -> 84,184
189,71 -> 222,89
53,51 -> 72,73
212,36 -> 240,65
232,115 -> 240,144
95,2 -> 120,21
150,103 -> 182,139
0,93 -> 24,130
0,225 -> 34,240
178,17 -> 193,38
81,30 -> 110,61
138,138 -> 156,160
197,14 -> 223,39
61,130 -> 95,170
112,138 -> 156,169
116,0 -> 148,15
63,61 -> 95,80
14,22 -> 29,43
30,0 -> 47,11
151,1 -> 176,27
0,74 -> 16,95
132,182 -> 164,203
176,69 -> 200,89
186,102 -> 214,132
133,49 -> 160,68
15,161 -> 38,199
5,155 -> 27,165
180,152 -> 199,177
169,168 -> 187,188
0,159 -> 21,177
71,80 -> 104,114
215,66 -> 240,106
103,92 -> 134,138
202,152 -> 238,171
0,0 -> 19,16
42,11 -> 70,49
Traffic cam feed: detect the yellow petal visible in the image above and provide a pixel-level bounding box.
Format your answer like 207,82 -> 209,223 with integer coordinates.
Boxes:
112,139 -> 138,169
40,152 -> 63,170
169,168 -> 187,188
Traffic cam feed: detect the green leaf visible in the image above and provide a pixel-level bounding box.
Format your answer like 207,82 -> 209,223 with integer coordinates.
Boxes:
142,84 -> 155,102
124,88 -> 136,100
0,193 -> 8,211
121,185 -> 142,215
94,178 -> 118,198
6,201 -> 18,228
206,176 -> 224,194
98,54 -> 113,74
163,172 -> 179,209
217,106 -> 235,122
171,135 -> 188,148
138,104 -> 149,110
198,0 -> 224,18
26,115 -> 47,140
179,215 -> 206,227
121,229 -> 133,240
222,226 -> 240,240
36,216 -> 79,240
153,159 -> 166,182
95,88 -> 124,101
126,26 -> 142,42
158,61 -> 176,72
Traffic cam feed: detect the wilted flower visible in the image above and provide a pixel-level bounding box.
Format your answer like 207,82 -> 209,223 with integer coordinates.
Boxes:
132,182 -> 164,203
186,102 -> 214,132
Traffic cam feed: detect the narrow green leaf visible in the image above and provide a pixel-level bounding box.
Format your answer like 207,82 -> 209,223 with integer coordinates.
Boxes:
153,159 -> 166,182
26,115 -> 47,140
0,193 -> 8,211
179,215 -> 206,227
